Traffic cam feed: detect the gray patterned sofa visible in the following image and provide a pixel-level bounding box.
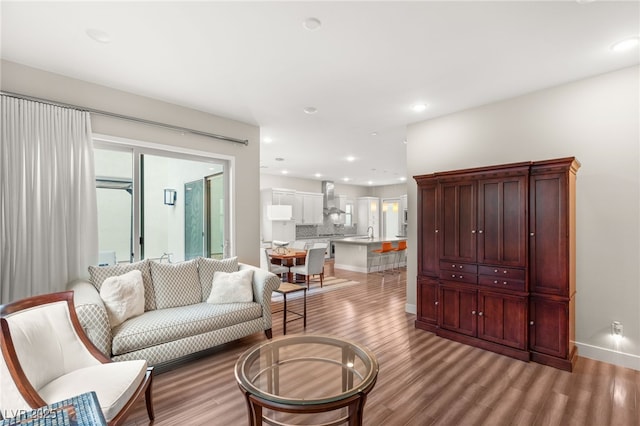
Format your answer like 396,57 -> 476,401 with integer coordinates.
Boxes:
67,257 -> 281,366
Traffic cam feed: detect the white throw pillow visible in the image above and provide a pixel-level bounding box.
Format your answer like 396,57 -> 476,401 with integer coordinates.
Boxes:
99,269 -> 145,328
207,269 -> 254,304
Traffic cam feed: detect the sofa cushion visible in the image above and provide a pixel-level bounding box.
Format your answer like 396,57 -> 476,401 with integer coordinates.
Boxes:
111,302 -> 262,356
89,260 -> 156,311
197,257 -> 239,301
99,270 -> 145,328
207,269 -> 254,304
38,360 -> 147,422
150,260 -> 201,309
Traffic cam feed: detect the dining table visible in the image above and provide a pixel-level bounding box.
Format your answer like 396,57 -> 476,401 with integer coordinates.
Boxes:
268,249 -> 306,283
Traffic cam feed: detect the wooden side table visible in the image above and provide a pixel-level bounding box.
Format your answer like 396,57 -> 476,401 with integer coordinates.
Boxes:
273,282 -> 306,335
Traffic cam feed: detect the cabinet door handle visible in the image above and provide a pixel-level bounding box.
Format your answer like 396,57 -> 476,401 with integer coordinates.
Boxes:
503,281 -> 508,285
478,312 -> 483,316
478,230 -> 483,234
458,275 -> 463,279
503,270 -> 508,274
435,301 -> 439,305
451,274 -> 456,278
451,264 -> 456,268
459,265 -> 463,269
435,229 -> 439,233
494,269 -> 498,273
471,230 -> 476,234
529,321 -> 534,326
493,280 -> 498,284
471,310 -> 476,315
530,232 -> 535,236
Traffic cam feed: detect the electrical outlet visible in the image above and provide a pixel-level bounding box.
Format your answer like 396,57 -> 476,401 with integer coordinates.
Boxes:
612,321 -> 623,337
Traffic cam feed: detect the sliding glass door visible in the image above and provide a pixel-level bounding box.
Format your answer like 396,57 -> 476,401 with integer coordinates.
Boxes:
94,142 -> 229,264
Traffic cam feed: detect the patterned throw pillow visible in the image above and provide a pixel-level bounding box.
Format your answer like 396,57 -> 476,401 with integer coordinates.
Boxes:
99,270 -> 145,328
206,269 -> 254,304
89,259 -> 156,311
197,257 -> 239,301
150,259 -> 202,309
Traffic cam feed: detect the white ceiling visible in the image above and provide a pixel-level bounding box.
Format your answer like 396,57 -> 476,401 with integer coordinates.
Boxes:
1,1 -> 638,186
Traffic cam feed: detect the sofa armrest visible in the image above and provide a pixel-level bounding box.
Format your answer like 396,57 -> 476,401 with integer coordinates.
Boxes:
238,263 -> 281,331
66,279 -> 112,357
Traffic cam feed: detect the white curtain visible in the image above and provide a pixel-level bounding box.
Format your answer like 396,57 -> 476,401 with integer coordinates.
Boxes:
0,95 -> 98,304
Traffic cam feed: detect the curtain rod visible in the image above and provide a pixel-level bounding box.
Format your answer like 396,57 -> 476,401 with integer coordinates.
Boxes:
0,90 -> 249,146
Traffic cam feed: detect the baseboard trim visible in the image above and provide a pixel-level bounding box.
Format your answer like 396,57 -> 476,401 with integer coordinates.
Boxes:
575,342 -> 640,371
405,303 -> 416,314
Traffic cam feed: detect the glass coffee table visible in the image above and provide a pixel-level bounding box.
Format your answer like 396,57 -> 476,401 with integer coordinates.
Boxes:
235,334 -> 379,426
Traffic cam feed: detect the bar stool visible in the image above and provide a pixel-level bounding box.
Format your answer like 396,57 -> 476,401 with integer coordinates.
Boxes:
391,241 -> 407,272
371,241 -> 394,274
272,282 -> 307,335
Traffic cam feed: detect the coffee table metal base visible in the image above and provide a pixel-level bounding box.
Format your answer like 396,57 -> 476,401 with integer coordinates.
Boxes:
240,383 -> 375,426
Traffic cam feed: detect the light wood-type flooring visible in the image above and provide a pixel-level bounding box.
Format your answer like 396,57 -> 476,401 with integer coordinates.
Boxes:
123,262 -> 639,426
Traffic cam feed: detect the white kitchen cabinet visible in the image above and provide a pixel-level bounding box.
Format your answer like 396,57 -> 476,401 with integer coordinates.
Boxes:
296,192 -> 324,224
356,197 -> 380,238
261,188 -> 297,242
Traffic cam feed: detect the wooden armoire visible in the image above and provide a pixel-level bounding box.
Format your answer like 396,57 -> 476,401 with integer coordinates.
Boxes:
414,157 -> 579,371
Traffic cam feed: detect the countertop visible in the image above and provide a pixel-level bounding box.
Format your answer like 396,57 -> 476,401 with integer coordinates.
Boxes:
334,236 -> 407,245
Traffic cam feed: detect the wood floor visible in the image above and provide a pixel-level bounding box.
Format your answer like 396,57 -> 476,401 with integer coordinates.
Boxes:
123,263 -> 639,426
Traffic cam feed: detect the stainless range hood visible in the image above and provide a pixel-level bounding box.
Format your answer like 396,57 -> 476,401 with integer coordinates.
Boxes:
322,181 -> 345,216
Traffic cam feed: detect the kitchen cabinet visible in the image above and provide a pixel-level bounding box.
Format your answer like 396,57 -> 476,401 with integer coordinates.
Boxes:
295,192 -> 323,225
261,188 -> 297,242
414,157 -> 579,371
356,197 -> 379,237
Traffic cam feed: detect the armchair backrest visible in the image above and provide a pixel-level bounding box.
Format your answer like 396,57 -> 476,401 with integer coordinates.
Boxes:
0,292 -> 103,400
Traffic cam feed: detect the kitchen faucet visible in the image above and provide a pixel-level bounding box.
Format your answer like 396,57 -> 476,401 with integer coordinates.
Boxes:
367,226 -> 374,239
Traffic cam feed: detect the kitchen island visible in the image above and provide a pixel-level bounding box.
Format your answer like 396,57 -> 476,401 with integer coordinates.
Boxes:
333,237 -> 407,273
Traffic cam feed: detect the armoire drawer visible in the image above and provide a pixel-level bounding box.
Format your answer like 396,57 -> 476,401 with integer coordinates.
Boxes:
478,275 -> 525,292
439,270 -> 478,284
478,265 -> 525,280
439,261 -> 478,274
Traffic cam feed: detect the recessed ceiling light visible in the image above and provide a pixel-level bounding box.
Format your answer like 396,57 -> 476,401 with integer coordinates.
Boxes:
346,156 -> 355,162
371,132 -> 378,136
576,0 -> 596,4
86,28 -> 111,43
412,103 -> 427,112
303,17 -> 322,31
303,106 -> 318,114
275,157 -> 285,161
399,177 -> 407,182
263,137 -> 273,143
368,181 -> 373,185
314,173 -> 322,178
343,177 -> 350,182
281,170 -> 288,175
610,37 -> 639,53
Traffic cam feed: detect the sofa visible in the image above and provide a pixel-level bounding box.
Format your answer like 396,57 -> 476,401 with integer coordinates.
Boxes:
67,256 -> 281,366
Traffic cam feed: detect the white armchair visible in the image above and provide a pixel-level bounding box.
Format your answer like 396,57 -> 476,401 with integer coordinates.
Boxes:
0,291 -> 154,425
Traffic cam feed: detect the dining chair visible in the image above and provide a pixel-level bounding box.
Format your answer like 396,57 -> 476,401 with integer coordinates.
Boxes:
289,247 -> 326,289
261,248 -> 289,280
290,240 -> 308,251
0,291 -> 154,426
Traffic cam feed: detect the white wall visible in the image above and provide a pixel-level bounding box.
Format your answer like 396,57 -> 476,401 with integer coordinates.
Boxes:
1,60 -> 262,266
406,66 -> 640,369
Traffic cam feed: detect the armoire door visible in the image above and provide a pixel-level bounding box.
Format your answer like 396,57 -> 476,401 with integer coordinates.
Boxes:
477,175 -> 527,267
418,180 -> 439,277
529,171 -> 568,296
529,297 -> 568,358
439,180 -> 476,263
477,291 -> 527,350
417,277 -> 439,327
439,283 -> 476,336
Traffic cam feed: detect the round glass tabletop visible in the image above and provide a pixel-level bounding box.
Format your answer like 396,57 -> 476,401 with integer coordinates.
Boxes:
234,334 -> 379,406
